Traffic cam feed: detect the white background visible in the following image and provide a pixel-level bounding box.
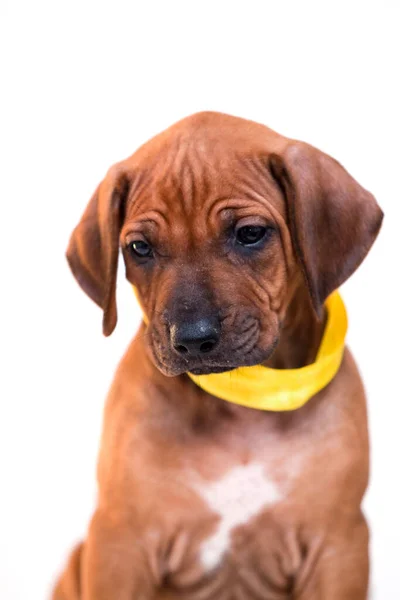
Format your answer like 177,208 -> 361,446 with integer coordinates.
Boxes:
1,1 -> 399,598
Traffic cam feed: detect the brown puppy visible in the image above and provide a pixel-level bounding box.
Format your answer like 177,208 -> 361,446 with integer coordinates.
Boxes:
54,112 -> 383,600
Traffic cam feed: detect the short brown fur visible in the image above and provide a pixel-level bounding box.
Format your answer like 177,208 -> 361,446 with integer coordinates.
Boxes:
54,112 -> 382,599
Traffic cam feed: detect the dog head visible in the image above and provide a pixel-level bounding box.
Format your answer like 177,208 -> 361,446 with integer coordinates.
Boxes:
67,112 -> 383,376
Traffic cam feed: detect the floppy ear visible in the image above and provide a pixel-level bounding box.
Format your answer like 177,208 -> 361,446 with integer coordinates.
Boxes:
66,164 -> 131,336
269,143 -> 383,314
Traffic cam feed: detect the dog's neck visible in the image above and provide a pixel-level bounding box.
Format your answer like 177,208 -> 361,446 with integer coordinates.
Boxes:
263,282 -> 326,371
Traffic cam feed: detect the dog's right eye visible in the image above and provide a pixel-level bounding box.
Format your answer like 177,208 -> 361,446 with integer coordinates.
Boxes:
128,240 -> 153,259
235,225 -> 268,246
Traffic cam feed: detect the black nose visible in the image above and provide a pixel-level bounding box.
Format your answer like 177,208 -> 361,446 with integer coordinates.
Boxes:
171,316 -> 221,357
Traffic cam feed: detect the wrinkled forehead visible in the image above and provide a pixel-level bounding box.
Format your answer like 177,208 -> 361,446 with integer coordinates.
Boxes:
124,140 -> 286,236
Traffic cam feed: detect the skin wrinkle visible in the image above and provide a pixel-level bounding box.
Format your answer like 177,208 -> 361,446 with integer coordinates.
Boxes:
149,272 -> 173,324
58,112 -> 383,600
125,169 -> 149,209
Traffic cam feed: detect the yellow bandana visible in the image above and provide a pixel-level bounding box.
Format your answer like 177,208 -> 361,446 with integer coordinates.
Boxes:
133,289 -> 347,412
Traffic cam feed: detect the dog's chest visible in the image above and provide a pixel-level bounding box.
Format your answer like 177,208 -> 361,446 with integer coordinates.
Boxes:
160,459 -> 299,599
192,462 -> 284,571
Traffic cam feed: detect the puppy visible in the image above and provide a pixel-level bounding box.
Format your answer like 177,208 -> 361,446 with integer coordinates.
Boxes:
54,112 -> 383,599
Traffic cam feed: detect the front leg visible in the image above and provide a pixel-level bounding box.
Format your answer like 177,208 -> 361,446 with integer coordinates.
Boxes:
295,514 -> 369,600
53,543 -> 84,600
82,510 -> 156,600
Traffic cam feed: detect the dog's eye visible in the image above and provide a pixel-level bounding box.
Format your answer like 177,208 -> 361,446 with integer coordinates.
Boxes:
235,225 -> 267,246
129,240 -> 153,258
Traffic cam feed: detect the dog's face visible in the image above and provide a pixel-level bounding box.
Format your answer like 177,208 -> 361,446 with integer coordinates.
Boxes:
67,112 -> 383,376
120,155 -> 289,376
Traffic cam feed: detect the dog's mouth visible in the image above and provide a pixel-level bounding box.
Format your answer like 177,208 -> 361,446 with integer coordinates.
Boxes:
187,338 -> 279,375
151,341 -> 278,378
148,317 -> 280,378
188,365 -> 236,375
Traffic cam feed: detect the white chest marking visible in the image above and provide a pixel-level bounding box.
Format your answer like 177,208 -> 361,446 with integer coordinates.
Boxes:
195,463 -> 282,570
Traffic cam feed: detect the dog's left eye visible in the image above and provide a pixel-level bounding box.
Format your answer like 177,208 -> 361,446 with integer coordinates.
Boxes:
129,240 -> 153,258
235,225 -> 267,246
